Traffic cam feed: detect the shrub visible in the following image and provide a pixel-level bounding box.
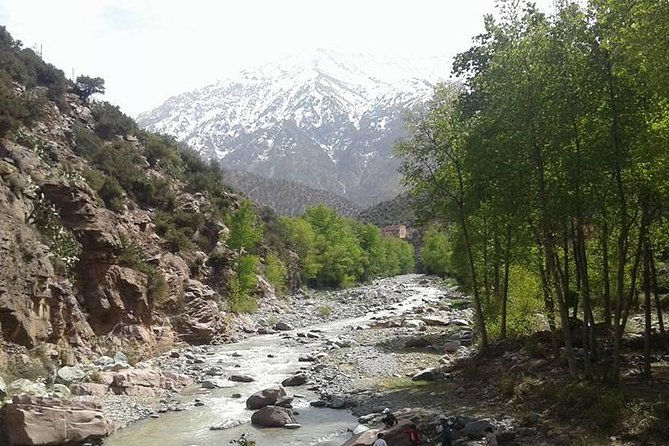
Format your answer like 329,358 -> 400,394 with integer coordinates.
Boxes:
227,255 -> 259,313
317,305 -> 332,318
91,101 -> 136,140
117,235 -> 168,304
264,253 -> 287,296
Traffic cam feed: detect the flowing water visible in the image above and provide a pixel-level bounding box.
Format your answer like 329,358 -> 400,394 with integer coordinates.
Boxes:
104,276 -> 444,446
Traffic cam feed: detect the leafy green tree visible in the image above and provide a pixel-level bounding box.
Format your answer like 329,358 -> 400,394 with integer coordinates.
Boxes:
264,252 -> 288,296
225,200 -> 263,253
74,75 -> 105,102
420,225 -> 451,275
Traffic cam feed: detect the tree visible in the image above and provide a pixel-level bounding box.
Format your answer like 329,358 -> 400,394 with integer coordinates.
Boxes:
75,75 -> 105,103
225,200 -> 263,253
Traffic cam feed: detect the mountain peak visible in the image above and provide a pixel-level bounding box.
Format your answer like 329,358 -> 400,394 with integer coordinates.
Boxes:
138,50 -> 448,207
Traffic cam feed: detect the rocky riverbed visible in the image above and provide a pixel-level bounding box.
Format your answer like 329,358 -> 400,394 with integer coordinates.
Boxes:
0,275 -> 571,445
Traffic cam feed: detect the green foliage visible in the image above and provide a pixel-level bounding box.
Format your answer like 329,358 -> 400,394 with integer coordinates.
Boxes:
225,200 -> 263,252
282,205 -> 414,288
228,255 -> 259,313
74,75 -> 104,102
264,252 -> 287,296
0,72 -> 43,137
420,225 -> 451,275
91,101 -> 136,140
317,305 -> 332,318
0,25 -> 69,115
30,193 -> 81,276
487,266 -> 544,339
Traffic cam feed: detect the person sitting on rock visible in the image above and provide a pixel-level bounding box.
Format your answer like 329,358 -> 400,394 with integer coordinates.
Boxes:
485,426 -> 498,446
405,423 -> 421,446
373,432 -> 388,446
381,408 -> 398,428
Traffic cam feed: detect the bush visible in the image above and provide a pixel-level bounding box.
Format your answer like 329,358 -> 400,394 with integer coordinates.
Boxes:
420,224 -> 450,275
264,252 -> 287,296
117,235 -> 168,304
91,101 -> 136,140
227,255 -> 259,313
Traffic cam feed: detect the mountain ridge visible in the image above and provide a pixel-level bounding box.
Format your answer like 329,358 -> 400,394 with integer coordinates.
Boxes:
138,49 -> 448,206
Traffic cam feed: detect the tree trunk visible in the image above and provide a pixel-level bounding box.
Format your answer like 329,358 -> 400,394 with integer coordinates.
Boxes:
643,237 -> 652,381
601,219 -> 612,328
649,250 -> 666,337
501,226 -> 512,339
460,209 -> 488,349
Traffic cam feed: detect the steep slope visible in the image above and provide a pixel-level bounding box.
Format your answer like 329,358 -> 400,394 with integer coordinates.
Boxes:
221,168 -> 361,217
138,49 -> 448,207
0,27 -> 286,375
357,193 -> 417,228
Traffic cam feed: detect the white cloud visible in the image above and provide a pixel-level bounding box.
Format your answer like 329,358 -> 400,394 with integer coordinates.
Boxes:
0,0 -> 554,117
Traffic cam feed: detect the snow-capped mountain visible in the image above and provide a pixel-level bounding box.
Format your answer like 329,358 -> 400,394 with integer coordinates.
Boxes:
137,49 -> 449,206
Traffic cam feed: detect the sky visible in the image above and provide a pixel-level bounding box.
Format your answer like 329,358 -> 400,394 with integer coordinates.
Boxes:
1,0 -> 554,117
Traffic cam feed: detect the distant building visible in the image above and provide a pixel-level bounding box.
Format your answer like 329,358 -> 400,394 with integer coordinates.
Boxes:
381,224 -> 407,239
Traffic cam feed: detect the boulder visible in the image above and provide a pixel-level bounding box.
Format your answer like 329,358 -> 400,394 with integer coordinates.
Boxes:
56,366 -> 86,385
462,419 -> 495,438
341,419 -> 414,446
246,385 -> 287,410
2,395 -> 115,445
275,396 -> 294,408
403,319 -> 426,329
274,321 -> 293,331
443,340 -> 462,353
113,351 -> 128,364
50,384 -> 71,399
281,374 -> 307,387
69,383 -> 109,397
250,405 -> 297,427
420,316 -> 449,326
229,375 -> 255,383
7,379 -> 47,397
111,369 -> 162,389
411,367 -> 441,381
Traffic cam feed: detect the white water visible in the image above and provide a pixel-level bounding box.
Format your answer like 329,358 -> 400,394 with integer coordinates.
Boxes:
104,276 -> 445,446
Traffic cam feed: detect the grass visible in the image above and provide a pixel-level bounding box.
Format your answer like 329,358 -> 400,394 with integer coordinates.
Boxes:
377,376 -> 434,391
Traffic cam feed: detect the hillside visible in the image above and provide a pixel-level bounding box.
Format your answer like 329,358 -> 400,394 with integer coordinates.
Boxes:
0,27 -> 288,376
138,49 -> 448,207
221,168 -> 361,217
357,193 -> 417,228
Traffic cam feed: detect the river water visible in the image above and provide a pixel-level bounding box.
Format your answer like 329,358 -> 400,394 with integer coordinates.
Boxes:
104,276 -> 444,446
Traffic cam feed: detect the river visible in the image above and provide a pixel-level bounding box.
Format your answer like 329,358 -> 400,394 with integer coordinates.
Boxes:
104,275 -> 444,446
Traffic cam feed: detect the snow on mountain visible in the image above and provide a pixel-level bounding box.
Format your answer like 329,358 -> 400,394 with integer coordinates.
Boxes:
137,49 -> 449,206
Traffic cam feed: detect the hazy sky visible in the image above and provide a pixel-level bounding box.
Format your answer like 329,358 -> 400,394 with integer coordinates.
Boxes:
1,0 -> 553,117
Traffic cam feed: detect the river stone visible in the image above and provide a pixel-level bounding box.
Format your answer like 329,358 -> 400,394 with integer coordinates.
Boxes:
50,384 -> 71,399
275,396 -> 294,408
284,423 -> 302,429
281,374 -> 307,387
403,319 -> 426,329
94,356 -> 114,367
251,405 -> 297,427
8,379 -> 48,397
448,319 -> 469,326
246,385 -> 287,410
328,396 -> 347,409
309,400 -> 327,408
274,321 -> 293,331
229,375 -> 255,383
411,367 -> 441,381
443,340 -> 462,353
113,351 -> 128,364
462,419 -> 495,438
56,366 -> 86,385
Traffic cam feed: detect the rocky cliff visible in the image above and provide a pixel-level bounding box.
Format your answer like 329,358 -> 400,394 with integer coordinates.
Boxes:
0,55 -> 283,380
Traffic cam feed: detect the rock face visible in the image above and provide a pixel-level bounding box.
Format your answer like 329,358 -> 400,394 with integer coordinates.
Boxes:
0,70 -> 280,373
250,406 -> 297,427
1,395 -> 116,445
245,385 -> 287,410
